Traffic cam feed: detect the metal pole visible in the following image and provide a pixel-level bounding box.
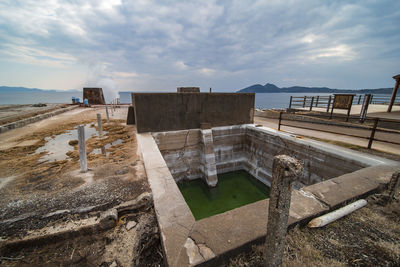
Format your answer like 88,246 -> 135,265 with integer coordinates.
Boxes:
97,113 -> 103,136
278,112 -> 282,131
316,96 -> 319,107
388,78 -> 400,112
359,94 -> 371,123
105,105 -> 110,122
77,125 -> 87,172
367,118 -> 379,149
309,97 -> 314,111
289,96 -> 292,109
327,95 -> 332,113
265,155 -> 303,267
303,96 -> 306,107
110,101 -> 114,116
357,95 -> 361,105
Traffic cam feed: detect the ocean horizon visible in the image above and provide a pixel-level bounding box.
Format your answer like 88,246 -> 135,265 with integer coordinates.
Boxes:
0,91 -> 392,109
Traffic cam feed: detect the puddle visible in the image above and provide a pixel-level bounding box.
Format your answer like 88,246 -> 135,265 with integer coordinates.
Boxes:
35,124 -> 106,162
91,139 -> 123,156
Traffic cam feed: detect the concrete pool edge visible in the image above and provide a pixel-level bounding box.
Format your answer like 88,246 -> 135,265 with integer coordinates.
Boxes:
137,127 -> 400,267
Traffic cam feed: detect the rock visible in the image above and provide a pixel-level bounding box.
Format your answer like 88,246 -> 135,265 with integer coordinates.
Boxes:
99,208 -> 118,230
126,220 -> 137,231
115,166 -> 129,175
109,260 -> 118,267
116,192 -> 153,213
68,139 -> 78,146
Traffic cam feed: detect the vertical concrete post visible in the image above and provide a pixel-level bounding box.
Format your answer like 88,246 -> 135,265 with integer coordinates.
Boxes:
388,171 -> 400,202
77,125 -> 87,173
97,113 -> 103,136
265,155 -> 303,267
105,105 -> 110,122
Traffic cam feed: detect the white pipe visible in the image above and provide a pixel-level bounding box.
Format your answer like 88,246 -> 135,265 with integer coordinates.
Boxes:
308,199 -> 367,228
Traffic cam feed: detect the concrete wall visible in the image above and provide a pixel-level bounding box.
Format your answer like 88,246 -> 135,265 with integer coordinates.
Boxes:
153,125 -> 366,188
83,88 -> 105,105
132,93 -> 255,133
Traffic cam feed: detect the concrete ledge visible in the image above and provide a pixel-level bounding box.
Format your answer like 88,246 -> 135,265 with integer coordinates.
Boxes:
137,133 -> 195,267
303,164 -> 399,209
0,106 -> 78,134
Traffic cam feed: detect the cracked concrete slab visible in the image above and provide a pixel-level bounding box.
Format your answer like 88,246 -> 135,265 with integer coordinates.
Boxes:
304,164 -> 400,208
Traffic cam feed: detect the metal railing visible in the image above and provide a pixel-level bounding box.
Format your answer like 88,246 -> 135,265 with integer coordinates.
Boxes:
277,111 -> 400,149
289,94 -> 399,111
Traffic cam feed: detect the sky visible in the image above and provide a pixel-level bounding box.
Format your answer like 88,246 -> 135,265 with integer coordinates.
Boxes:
0,0 -> 399,92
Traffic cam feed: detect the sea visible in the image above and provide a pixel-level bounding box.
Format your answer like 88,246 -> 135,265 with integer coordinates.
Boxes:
0,91 -> 392,110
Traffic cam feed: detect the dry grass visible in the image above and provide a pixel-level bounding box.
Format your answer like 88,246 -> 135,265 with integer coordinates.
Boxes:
227,191 -> 400,266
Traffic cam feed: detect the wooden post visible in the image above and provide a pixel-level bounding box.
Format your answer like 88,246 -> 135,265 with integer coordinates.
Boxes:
110,101 -> 114,116
310,97 -> 314,111
327,95 -> 332,113
289,96 -> 292,109
368,118 -> 379,149
209,87 -> 212,93
105,105 -> 110,122
265,155 -> 303,267
97,113 -> 103,136
77,125 -> 87,172
357,95 -> 362,105
316,96 -> 319,107
388,76 -> 400,112
303,96 -> 306,107
370,95 -> 374,104
278,112 -> 282,131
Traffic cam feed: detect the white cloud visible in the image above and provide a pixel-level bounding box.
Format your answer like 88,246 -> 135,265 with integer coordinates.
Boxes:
0,0 -> 399,90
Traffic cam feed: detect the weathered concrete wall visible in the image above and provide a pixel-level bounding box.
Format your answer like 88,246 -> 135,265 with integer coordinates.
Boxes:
132,93 -> 255,133
177,87 -> 200,93
153,125 -> 366,188
83,88 -> 105,105
152,130 -> 203,182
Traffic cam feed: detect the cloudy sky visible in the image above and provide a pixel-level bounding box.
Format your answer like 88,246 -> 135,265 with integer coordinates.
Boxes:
0,0 -> 399,92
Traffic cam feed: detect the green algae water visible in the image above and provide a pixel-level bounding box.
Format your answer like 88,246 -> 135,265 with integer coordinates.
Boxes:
178,170 -> 270,220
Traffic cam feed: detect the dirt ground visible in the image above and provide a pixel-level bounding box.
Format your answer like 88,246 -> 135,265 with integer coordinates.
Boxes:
0,104 -> 69,125
227,190 -> 400,267
0,107 -> 163,266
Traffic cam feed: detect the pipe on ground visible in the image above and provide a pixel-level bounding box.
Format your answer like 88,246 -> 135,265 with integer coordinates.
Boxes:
308,199 -> 367,228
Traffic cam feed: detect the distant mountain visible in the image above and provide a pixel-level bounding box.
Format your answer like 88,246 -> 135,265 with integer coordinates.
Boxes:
0,86 -> 80,93
237,83 -> 393,94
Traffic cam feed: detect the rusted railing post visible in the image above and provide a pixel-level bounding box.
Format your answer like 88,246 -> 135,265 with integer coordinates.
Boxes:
278,112 -> 282,131
327,95 -> 332,113
265,155 -> 303,267
309,97 -> 314,111
367,118 -> 379,149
